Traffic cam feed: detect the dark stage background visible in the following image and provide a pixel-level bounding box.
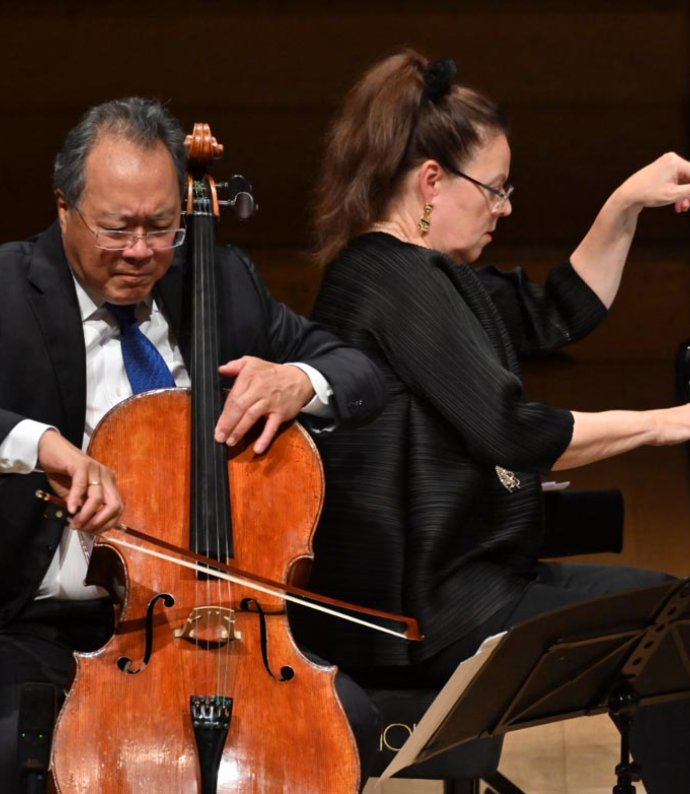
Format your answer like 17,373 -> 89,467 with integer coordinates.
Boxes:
2,0 -> 690,571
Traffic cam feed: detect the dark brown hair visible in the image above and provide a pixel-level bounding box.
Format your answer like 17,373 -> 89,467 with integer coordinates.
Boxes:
311,50 -> 508,266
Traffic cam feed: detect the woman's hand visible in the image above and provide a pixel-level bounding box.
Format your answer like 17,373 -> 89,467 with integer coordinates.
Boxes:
614,151 -> 690,213
570,152 -> 690,308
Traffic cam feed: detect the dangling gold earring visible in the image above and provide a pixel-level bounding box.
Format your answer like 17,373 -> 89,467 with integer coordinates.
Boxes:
418,203 -> 433,233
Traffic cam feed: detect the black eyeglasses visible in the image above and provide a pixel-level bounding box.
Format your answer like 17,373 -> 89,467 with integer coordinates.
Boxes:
444,165 -> 514,212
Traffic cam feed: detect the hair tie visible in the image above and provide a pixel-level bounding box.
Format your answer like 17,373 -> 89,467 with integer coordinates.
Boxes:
422,58 -> 457,102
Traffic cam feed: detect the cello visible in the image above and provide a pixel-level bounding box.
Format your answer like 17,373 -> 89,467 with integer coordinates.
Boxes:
47,124 -> 394,793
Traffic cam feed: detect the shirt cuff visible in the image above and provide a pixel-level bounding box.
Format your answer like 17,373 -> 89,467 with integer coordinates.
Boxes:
0,419 -> 56,473
286,363 -> 334,419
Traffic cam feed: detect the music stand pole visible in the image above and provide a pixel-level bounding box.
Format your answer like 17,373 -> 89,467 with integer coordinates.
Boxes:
608,684 -> 642,794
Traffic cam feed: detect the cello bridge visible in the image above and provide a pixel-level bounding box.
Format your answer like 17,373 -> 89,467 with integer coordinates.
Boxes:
174,606 -> 240,647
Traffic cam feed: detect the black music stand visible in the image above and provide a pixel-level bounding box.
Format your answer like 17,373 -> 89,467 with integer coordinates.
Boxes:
380,578 -> 690,792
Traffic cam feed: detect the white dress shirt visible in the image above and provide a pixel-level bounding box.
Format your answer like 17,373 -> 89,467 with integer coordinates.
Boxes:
0,276 -> 332,599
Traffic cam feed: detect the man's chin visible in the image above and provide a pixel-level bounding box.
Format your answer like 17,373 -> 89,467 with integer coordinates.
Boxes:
104,275 -> 159,303
103,284 -> 153,305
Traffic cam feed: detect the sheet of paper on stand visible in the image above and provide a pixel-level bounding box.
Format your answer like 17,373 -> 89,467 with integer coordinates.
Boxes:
376,632 -> 506,785
541,480 -> 570,491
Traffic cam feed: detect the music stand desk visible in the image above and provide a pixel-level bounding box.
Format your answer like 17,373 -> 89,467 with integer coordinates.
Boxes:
381,578 -> 690,791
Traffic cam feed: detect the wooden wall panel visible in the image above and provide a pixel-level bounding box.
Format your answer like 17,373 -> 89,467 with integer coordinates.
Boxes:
0,0 -> 688,586
497,249 -> 690,362
0,1 -> 687,345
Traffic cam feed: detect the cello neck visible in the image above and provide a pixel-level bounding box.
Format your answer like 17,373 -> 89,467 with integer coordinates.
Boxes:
186,135 -> 233,562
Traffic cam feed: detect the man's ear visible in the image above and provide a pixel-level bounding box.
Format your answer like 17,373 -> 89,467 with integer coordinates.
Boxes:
55,190 -> 69,233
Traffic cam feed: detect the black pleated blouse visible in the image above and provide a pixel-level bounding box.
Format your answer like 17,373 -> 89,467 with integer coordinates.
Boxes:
294,233 -> 607,667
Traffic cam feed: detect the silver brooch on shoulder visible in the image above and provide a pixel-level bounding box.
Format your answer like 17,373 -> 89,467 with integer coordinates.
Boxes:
495,465 -> 521,493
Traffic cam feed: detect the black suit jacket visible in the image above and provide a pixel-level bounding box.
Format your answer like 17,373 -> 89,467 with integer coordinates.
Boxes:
0,222 -> 386,625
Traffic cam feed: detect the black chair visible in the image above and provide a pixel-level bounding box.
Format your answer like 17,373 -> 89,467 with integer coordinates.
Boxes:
363,488 -> 624,793
540,488 -> 623,558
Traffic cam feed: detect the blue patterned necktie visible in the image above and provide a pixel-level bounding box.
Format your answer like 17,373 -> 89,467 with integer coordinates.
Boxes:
106,303 -> 176,394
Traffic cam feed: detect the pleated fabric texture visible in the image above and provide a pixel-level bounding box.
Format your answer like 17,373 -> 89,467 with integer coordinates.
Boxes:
292,233 -> 607,667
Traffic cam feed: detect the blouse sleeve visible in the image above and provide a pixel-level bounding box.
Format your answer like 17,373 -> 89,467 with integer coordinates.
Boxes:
313,239 -> 573,472
476,261 -> 608,357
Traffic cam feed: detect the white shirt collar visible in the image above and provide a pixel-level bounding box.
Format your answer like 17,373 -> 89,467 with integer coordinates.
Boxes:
71,273 -> 155,324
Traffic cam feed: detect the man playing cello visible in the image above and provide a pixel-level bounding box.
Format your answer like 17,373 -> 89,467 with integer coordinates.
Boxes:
0,97 -> 385,793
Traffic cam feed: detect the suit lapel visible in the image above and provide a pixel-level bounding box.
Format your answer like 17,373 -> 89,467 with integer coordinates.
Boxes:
26,222 -> 86,447
156,252 -> 190,366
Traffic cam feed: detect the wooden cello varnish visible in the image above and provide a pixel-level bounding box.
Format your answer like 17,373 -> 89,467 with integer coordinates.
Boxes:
49,126 -> 360,794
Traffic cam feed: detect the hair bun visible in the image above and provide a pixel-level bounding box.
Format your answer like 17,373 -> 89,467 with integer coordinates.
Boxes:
422,58 -> 457,101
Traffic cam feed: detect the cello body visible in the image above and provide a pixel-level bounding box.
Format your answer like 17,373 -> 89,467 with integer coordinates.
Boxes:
50,390 -> 360,793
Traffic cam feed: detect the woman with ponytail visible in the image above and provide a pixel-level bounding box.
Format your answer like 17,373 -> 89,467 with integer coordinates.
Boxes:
294,50 -> 690,792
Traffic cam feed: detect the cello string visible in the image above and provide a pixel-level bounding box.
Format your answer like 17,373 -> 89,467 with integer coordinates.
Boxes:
208,190 -> 233,703
202,207 -> 216,696
219,445 -> 232,703
193,195 -> 213,704
198,185 -> 234,703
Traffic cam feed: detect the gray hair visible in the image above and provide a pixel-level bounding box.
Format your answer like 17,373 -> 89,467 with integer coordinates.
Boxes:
53,97 -> 187,206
